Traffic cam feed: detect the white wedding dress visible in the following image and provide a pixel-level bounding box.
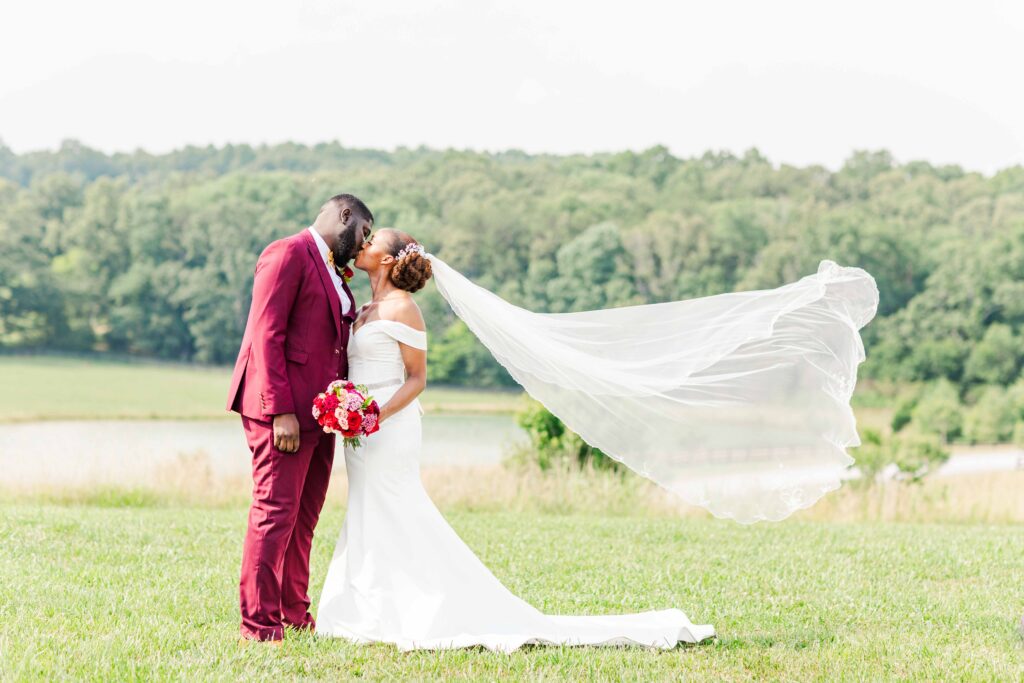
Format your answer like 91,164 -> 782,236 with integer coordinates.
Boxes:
315,318 -> 715,653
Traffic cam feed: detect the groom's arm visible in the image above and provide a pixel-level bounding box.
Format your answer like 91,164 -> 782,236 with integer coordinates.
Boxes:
249,239 -> 302,419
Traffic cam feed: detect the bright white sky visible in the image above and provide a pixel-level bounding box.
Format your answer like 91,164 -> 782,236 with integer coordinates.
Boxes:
2,0 -> 1023,173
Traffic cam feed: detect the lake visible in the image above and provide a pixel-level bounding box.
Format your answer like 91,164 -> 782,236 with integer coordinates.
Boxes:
2,415 -> 1021,490
0,414 -> 527,488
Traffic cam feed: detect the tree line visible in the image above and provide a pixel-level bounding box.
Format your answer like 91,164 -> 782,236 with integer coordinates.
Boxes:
2,139 -> 1023,396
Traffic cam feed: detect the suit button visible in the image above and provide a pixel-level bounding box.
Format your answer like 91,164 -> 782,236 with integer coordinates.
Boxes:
334,348 -> 340,355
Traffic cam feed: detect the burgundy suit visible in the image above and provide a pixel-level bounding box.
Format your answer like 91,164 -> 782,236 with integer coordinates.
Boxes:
227,228 -> 356,641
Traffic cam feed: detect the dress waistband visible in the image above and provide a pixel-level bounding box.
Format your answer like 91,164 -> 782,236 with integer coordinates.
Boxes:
360,377 -> 404,391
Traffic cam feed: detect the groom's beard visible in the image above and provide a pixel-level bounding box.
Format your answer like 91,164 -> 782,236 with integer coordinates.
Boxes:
333,228 -> 358,265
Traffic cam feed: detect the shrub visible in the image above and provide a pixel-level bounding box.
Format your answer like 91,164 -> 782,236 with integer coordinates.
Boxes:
1007,377 -> 1024,420
962,385 -> 1015,444
964,324 -> 1024,385
910,379 -> 963,443
852,427 -> 950,483
851,428 -> 888,483
891,393 -> 919,432
891,429 -> 952,478
512,398 -> 620,471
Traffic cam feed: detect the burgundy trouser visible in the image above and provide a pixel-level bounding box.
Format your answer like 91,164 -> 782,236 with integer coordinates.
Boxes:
239,416 -> 335,641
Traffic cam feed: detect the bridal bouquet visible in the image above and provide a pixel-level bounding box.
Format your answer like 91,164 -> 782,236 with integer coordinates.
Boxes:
313,380 -> 381,447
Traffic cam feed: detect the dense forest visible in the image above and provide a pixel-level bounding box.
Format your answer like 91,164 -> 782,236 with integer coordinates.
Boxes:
2,139 -> 1024,405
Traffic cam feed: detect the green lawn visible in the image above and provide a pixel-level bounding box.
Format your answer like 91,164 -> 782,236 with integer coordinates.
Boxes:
0,355 -> 522,422
0,355 -> 230,422
1,503 -> 1021,680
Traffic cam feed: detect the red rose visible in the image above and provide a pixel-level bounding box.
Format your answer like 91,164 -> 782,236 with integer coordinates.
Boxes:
365,400 -> 380,415
342,265 -> 354,281
346,410 -> 363,432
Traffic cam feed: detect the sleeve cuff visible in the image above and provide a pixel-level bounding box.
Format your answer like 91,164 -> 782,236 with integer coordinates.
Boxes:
259,390 -> 295,417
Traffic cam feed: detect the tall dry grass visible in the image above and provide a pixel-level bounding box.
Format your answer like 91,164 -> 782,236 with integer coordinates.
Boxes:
798,470 -> 1024,523
423,464 -> 1024,524
4,451 -> 1023,523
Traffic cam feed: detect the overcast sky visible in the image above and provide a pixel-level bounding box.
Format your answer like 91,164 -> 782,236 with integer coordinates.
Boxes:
2,0 -> 1023,173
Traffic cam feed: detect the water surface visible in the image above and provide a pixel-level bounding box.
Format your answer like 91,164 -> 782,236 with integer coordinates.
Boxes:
2,417 -> 1020,489
0,414 -> 526,487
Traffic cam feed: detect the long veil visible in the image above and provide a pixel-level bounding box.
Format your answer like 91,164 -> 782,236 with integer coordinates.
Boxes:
425,255 -> 879,524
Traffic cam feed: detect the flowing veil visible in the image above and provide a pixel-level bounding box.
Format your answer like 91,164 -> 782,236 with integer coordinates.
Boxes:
425,254 -> 879,524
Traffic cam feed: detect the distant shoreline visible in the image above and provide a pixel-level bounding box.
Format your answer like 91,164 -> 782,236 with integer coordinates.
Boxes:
0,354 -> 523,422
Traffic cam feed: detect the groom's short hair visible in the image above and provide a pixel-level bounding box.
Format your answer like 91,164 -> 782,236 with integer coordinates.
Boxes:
330,193 -> 374,224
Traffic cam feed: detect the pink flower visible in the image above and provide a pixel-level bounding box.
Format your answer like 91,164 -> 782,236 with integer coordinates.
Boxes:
362,412 -> 379,435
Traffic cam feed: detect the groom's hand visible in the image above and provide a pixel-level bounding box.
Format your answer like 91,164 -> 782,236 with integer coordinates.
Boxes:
272,413 -> 301,453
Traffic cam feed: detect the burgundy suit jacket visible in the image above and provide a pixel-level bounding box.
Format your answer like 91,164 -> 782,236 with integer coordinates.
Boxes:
227,229 -> 357,431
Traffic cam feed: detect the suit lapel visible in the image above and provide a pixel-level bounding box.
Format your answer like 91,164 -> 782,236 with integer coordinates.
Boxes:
301,230 -> 343,341
341,279 -> 357,324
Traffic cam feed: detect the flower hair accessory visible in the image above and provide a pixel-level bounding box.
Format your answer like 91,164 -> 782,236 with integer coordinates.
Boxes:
396,242 -> 426,261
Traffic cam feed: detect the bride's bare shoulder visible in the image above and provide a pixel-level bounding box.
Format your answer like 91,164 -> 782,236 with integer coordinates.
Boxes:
386,295 -> 426,332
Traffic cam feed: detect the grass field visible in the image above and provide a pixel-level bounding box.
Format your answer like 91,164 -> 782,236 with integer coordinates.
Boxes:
3,355 -> 1022,679
0,355 -> 524,422
1,501 -> 1022,681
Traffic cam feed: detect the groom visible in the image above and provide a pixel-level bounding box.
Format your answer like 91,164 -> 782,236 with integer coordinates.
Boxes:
227,193 -> 373,642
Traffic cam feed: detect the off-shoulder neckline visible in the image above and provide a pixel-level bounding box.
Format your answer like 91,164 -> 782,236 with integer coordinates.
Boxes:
352,318 -> 426,336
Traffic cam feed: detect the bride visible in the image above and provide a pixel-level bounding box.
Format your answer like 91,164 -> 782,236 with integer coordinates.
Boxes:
315,229 -> 716,652
316,228 -> 877,651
